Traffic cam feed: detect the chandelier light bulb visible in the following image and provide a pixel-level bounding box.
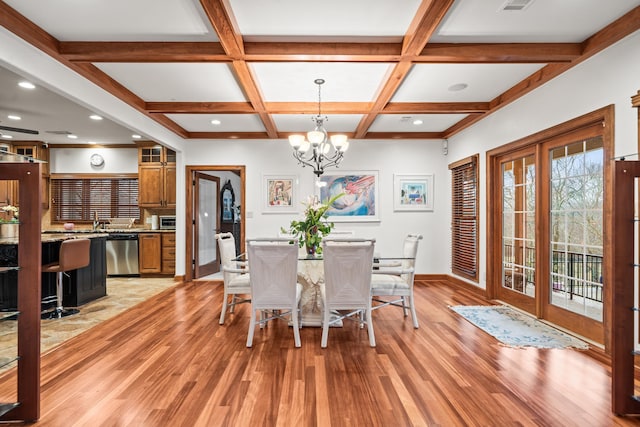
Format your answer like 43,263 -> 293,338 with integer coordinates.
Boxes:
289,78 -> 349,177
288,134 -> 304,149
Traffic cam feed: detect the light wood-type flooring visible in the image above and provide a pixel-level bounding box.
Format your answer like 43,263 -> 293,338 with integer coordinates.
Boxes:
1,279 -> 640,426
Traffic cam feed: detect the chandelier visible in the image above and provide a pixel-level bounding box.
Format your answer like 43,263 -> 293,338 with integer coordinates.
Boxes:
288,78 -> 349,177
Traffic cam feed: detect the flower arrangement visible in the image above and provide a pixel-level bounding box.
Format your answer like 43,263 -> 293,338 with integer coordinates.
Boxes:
1,205 -> 19,223
282,193 -> 343,255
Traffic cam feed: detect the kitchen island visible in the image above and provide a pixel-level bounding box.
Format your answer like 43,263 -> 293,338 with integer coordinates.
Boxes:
0,233 -> 107,311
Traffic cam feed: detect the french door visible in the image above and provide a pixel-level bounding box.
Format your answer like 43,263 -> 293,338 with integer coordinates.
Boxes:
488,110 -> 611,344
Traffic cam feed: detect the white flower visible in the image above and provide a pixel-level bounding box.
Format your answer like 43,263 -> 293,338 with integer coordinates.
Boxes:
1,205 -> 18,218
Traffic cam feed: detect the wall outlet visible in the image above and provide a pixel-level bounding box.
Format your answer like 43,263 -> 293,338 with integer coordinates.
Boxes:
145,217 -> 151,224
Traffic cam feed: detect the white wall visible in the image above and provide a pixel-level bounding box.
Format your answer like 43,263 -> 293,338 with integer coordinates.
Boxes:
182,138 -> 449,275
50,147 -> 138,174
446,30 -> 640,290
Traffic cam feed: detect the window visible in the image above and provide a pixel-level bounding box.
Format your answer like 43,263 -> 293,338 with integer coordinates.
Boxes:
449,155 -> 479,281
50,175 -> 139,222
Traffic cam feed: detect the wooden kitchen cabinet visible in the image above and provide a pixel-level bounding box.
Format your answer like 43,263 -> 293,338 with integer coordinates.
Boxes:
138,145 -> 176,208
138,233 -> 162,274
11,142 -> 49,209
161,233 -> 176,274
138,232 -> 175,275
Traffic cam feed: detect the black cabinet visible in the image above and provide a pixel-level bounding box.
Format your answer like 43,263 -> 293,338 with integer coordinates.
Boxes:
0,236 -> 107,311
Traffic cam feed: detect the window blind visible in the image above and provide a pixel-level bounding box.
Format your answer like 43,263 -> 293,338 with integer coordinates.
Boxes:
449,155 -> 479,281
50,177 -> 140,222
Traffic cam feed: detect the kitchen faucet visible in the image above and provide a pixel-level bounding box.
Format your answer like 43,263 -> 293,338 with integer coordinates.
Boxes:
92,211 -> 101,230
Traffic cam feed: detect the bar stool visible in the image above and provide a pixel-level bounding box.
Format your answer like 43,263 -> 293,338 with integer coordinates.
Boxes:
41,238 -> 91,319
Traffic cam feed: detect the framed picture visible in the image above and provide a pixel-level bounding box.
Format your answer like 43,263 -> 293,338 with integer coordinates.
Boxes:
393,174 -> 434,211
262,175 -> 297,213
317,170 -> 379,222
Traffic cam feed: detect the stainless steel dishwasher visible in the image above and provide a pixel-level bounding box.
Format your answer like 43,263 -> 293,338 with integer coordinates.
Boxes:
106,233 -> 140,276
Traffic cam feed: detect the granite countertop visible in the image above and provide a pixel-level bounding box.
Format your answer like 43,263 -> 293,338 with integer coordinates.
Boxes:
0,232 -> 107,245
0,228 -> 177,245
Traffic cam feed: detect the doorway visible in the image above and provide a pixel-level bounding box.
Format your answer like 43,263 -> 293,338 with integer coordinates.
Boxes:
185,165 -> 245,282
487,106 -> 612,346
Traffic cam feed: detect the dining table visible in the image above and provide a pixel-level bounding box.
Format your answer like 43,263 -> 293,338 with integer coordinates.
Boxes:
234,250 -> 414,327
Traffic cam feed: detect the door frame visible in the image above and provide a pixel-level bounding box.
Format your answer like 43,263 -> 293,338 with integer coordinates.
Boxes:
184,165 -> 246,282
486,105 -> 613,348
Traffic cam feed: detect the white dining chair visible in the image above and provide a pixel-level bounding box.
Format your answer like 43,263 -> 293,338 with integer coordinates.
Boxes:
246,238 -> 302,348
215,232 -> 250,325
371,233 -> 422,328
321,238 -> 376,348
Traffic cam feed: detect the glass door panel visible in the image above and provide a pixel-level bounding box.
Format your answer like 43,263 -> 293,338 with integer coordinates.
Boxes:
549,137 -> 603,321
501,154 -> 536,298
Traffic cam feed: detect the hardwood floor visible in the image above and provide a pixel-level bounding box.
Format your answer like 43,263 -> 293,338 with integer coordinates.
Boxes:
1,279 -> 639,426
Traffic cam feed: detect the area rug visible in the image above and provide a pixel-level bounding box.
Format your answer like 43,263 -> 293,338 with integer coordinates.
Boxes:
449,305 -> 589,349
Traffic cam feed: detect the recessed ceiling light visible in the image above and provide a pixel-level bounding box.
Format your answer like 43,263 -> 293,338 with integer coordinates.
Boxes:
448,83 -> 468,92
1,135 -> 13,139
88,141 -> 97,145
18,81 -> 35,89
67,134 -> 78,139
89,114 -> 103,121
132,134 -> 142,139
7,115 -> 21,121
211,119 -> 221,125
413,119 -> 423,125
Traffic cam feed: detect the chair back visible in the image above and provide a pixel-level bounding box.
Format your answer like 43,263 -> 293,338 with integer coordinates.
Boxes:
322,239 -> 375,309
401,234 -> 422,282
215,232 -> 237,267
246,238 -> 299,309
58,238 -> 91,271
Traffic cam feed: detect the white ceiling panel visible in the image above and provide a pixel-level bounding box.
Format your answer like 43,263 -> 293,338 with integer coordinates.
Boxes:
393,63 -> 545,102
230,0 -> 421,41
369,114 -> 469,133
0,65 -> 138,144
166,114 -> 265,133
3,0 -> 216,41
94,63 -> 246,102
432,0 -> 640,42
273,114 -> 363,134
0,0 -> 637,143
251,62 -> 393,102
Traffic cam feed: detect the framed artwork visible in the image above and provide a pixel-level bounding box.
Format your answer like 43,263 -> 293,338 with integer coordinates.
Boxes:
263,175 -> 297,213
317,170 -> 379,222
393,174 -> 434,211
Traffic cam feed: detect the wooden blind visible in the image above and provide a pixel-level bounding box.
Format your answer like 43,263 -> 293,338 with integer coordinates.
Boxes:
449,155 -> 479,281
50,176 -> 140,222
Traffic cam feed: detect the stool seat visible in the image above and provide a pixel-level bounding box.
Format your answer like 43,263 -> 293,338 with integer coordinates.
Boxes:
42,238 -> 91,319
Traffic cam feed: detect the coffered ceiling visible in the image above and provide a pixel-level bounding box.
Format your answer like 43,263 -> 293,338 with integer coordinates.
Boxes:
0,0 -> 639,145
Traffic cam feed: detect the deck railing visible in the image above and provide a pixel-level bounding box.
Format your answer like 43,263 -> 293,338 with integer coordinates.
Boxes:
503,244 -> 603,302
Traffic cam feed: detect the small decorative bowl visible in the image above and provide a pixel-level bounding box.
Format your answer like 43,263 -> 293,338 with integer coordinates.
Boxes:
63,222 -> 75,231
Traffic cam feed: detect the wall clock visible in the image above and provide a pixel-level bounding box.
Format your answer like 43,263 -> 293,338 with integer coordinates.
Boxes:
90,153 -> 104,166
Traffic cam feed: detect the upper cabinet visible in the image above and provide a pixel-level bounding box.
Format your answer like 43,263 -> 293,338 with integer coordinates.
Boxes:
138,144 -> 176,208
1,142 -> 49,209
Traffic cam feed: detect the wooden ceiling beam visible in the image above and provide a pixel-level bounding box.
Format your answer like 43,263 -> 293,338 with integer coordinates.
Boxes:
354,60 -> 414,139
417,43 -> 581,63
230,60 -> 279,138
243,42 -> 401,62
60,42 -> 228,62
264,102 -> 373,115
146,102 -> 256,114
57,40 -> 583,64
364,132 -> 445,139
199,0 -> 244,58
402,0 -> 455,56
384,102 -> 490,113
